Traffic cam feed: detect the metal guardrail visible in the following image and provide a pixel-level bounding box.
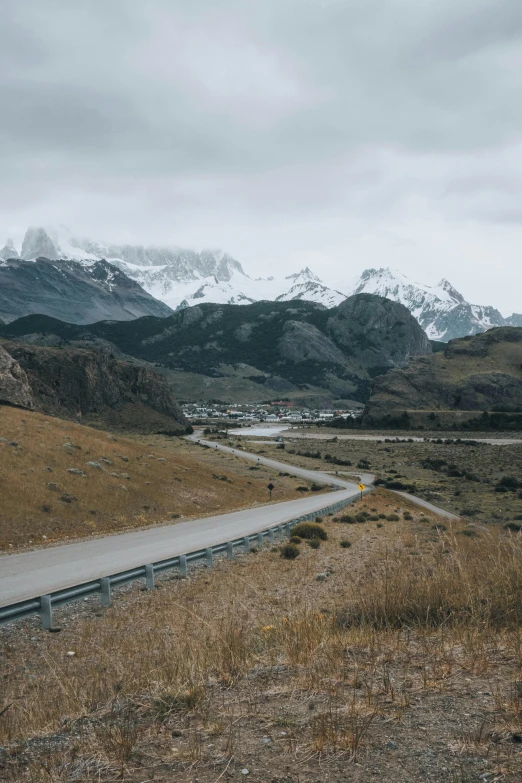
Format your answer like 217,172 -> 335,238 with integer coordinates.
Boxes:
0,491 -> 369,629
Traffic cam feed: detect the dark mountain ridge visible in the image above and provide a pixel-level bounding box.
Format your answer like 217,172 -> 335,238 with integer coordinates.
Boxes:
0,294 -> 430,404
0,256 -> 173,324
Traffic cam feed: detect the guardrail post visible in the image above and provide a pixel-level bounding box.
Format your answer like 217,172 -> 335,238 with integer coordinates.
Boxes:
285,522 -> 291,536
257,531 -> 264,549
179,554 -> 188,578
100,577 -> 111,607
206,547 -> 213,568
145,564 -> 155,590
243,536 -> 250,553
227,541 -> 234,560
269,528 -> 275,545
40,595 -> 53,630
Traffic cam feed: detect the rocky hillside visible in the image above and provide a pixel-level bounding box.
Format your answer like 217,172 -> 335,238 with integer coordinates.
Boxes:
0,340 -> 188,433
364,327 -> 522,423
0,257 -> 173,324
0,294 -> 430,404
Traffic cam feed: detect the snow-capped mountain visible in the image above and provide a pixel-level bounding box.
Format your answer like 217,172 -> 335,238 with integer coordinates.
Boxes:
3,228 -> 520,340
339,268 -> 511,341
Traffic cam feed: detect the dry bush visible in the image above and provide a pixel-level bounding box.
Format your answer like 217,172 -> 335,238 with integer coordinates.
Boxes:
340,531 -> 522,629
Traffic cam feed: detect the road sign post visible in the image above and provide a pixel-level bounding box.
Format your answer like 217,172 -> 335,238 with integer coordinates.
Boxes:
267,482 -> 274,500
358,482 -> 365,501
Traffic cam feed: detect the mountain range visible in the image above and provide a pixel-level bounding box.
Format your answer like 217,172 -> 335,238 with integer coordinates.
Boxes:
0,294 -> 430,406
1,226 -> 519,341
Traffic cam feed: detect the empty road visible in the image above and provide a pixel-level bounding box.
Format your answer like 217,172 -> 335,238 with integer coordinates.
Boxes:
0,436 -> 368,608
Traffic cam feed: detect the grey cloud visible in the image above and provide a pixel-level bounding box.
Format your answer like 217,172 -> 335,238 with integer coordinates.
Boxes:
0,0 -> 521,311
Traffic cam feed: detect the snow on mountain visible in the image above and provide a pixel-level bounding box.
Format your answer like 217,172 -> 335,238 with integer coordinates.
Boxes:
338,267 -> 508,341
5,228 -> 520,340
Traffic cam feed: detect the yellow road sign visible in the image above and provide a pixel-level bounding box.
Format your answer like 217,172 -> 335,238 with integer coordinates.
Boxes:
358,483 -> 365,492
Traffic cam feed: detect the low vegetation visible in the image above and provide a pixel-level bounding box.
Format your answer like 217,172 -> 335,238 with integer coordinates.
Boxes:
2,490 -> 522,781
0,408 -> 309,551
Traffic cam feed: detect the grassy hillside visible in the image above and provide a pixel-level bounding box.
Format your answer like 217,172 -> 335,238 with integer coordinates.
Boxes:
0,407 -> 311,551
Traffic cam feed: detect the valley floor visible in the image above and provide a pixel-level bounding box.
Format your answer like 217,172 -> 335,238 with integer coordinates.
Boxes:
224,428 -> 522,525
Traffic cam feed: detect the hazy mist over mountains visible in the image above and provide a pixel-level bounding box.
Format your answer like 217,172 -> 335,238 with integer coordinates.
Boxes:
1,226 -> 520,341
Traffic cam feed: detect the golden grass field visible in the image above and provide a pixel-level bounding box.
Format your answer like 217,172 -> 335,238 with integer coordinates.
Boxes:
0,407 -> 315,551
2,490 -> 522,781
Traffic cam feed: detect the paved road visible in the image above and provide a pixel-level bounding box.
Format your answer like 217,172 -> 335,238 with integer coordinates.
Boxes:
188,433 -> 375,489
0,436 -> 368,608
230,427 -> 522,446
394,492 -> 460,520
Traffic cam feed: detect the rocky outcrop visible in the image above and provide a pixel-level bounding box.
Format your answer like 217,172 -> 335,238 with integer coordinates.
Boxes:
0,239 -> 19,262
326,294 -> 431,368
0,340 -> 188,433
0,345 -> 34,409
364,327 -> 522,422
21,227 -> 59,261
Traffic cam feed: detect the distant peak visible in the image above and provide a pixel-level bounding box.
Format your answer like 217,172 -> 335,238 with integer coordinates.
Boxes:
437,278 -> 465,303
285,266 -> 321,282
21,227 -> 59,261
0,237 -> 20,261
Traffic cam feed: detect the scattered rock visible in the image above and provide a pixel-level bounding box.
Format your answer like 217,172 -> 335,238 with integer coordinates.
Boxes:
386,741 -> 398,750
0,437 -> 8,443
110,472 -> 120,477
60,494 -> 77,503
99,458 -> 112,465
316,572 -> 328,582
120,473 -> 131,480
43,466 -> 53,472
157,457 -> 166,462
67,469 -> 86,477
86,461 -> 104,470
46,482 -> 59,491
9,441 -> 19,447
118,485 -> 128,491
117,455 -> 129,462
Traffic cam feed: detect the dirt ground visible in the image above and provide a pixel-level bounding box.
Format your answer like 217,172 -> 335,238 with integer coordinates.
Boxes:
2,490 -> 522,782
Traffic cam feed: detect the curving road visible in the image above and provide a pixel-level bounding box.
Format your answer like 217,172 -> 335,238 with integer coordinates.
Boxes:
0,435 -> 370,609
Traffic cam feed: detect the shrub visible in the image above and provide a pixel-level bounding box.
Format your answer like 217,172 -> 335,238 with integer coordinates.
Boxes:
387,514 -> 400,521
280,543 -> 300,559
505,522 -> 522,533
460,508 -> 480,518
291,522 -> 328,541
339,515 -> 357,524
310,483 -> 323,492
340,539 -> 352,548
289,536 -> 302,544
496,476 -> 520,491
403,511 -> 413,520
307,539 -> 321,549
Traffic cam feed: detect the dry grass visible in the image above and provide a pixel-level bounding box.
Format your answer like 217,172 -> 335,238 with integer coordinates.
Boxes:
0,407 -> 310,551
2,491 -> 522,781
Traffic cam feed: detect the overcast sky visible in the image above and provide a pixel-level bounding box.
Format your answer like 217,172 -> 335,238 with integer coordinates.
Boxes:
1,0 -> 522,313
